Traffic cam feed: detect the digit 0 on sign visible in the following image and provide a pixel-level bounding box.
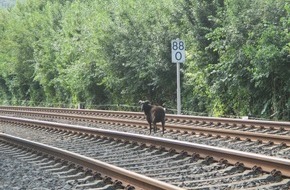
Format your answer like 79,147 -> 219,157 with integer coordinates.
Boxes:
175,52 -> 182,61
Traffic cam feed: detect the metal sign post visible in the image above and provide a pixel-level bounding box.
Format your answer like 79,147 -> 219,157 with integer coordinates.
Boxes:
171,39 -> 185,115
176,62 -> 181,115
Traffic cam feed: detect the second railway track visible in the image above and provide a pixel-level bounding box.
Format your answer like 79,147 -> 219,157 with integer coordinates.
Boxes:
0,107 -> 290,146
1,106 -> 290,132
1,108 -> 290,160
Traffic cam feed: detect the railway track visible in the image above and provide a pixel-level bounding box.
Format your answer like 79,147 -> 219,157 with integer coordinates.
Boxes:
1,106 -> 290,189
1,106 -> 290,131
1,107 -> 290,160
1,116 -> 290,189
0,133 -> 180,190
0,106 -> 290,130
0,106 -> 290,146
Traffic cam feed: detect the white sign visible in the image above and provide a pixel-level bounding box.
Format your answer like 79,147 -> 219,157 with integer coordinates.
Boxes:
171,39 -> 185,63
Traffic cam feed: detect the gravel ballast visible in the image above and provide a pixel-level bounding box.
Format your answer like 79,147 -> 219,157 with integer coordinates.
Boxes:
0,146 -> 70,190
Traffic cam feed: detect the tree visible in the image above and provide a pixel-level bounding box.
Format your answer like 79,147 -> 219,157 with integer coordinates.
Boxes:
100,0 -> 180,106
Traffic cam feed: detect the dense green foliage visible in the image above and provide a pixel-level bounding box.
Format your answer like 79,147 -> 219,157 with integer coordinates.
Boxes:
0,0 -> 289,119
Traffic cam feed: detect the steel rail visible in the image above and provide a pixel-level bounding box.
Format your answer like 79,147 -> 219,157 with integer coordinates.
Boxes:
0,132 -> 184,190
0,110 -> 290,145
1,115 -> 290,177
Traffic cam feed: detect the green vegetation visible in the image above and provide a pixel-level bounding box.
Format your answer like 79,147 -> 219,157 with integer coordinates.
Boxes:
0,0 -> 289,119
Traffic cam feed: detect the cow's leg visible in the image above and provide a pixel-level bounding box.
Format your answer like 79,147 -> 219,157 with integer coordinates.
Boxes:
153,122 -> 157,133
161,120 -> 165,134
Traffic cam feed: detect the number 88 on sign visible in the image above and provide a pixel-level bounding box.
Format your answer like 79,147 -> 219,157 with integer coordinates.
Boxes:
171,39 -> 185,63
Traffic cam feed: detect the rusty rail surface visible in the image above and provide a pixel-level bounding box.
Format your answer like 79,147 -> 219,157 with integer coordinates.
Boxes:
0,108 -> 290,146
1,115 -> 290,178
0,132 -> 184,190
